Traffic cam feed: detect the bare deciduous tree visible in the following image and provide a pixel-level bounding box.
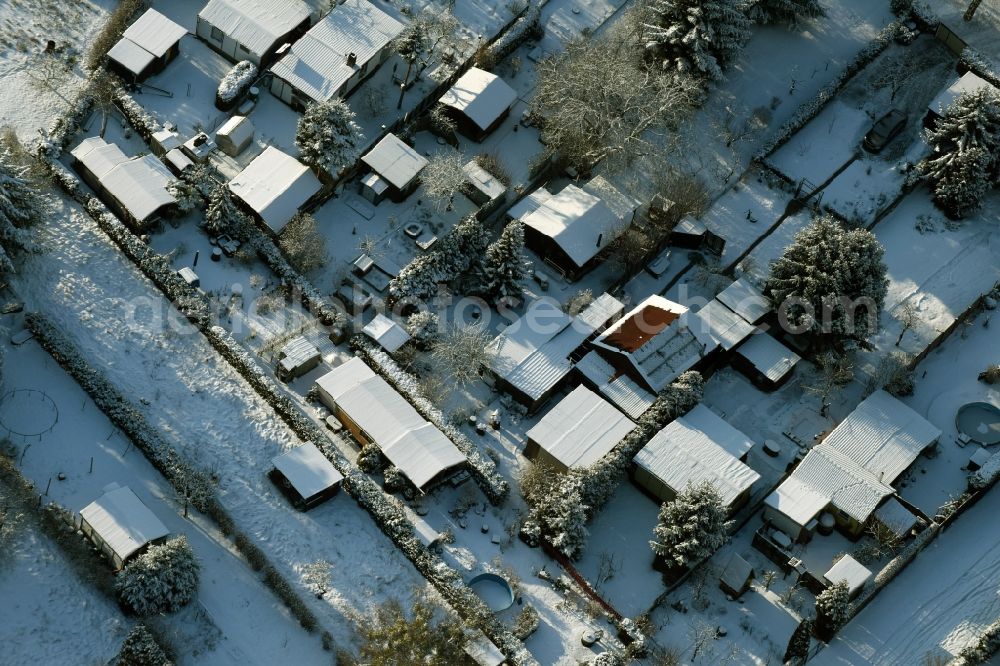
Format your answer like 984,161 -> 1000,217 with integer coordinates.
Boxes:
278,212 -> 327,274
421,150 -> 466,209
430,323 -> 494,385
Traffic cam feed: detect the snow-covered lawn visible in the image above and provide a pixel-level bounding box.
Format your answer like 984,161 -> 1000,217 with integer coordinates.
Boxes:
768,101 -> 869,185
3,336 -> 330,665
0,0 -> 112,140
11,190 -> 433,652
815,482 -> 1000,665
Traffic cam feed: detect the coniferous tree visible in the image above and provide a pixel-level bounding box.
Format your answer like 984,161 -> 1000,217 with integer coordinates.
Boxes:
204,184 -> 254,241
650,480 -> 731,570
918,87 -> 1000,218
814,580 -> 851,640
116,536 -> 200,616
748,0 -> 824,27
116,624 -> 171,666
0,148 -> 42,274
478,221 -> 531,304
359,599 -> 466,665
645,0 -> 752,81
295,99 -> 363,176
784,618 -> 813,664
522,470 -> 589,559
765,217 -> 887,350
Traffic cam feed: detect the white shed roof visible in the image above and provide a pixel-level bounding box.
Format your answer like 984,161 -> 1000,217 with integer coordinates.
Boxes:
463,160 -> 506,201
71,136 -> 129,180
272,442 -> 343,499
824,554 -> 872,596
363,313 -> 411,353
634,406 -> 760,507
228,146 -> 322,234
362,134 -> 428,191
928,71 -> 997,116
716,278 -> 771,324
576,349 -> 657,420
440,67 -> 517,131
314,358 -> 466,489
279,335 -> 320,372
488,298 -> 572,379
527,385 -> 636,469
216,114 -> 255,145
199,0 -> 311,59
123,8 -> 187,58
80,485 -> 168,563
270,0 -> 404,103
520,182 -> 632,269
873,496 -> 918,538
736,332 -> 800,383
764,474 -> 830,528
507,187 -> 552,220
689,300 -> 755,352
102,154 -> 177,222
108,37 -> 156,76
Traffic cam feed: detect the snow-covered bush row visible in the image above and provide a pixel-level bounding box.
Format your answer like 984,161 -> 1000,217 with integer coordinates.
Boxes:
850,522 -> 940,618
755,21 -> 902,161
114,85 -> 162,140
960,47 -> 1000,90
480,0 -> 544,66
969,450 -> 1000,491
38,83 -> 97,158
957,617 -> 1000,665
253,237 -> 347,327
216,61 -> 258,109
352,338 -> 510,504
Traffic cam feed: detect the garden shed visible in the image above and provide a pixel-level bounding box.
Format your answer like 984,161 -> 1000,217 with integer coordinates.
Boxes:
215,115 -> 255,157
270,442 -> 343,510
196,0 -> 311,66
79,484 -> 169,570
733,332 -> 801,391
228,146 -> 323,235
439,67 -> 517,141
362,313 -> 410,353
824,554 -> 872,599
107,9 -> 187,82
360,133 -> 428,203
719,553 -> 754,598
277,336 -> 321,381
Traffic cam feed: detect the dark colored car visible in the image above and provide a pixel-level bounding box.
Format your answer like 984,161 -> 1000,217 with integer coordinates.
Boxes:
863,109 -> 907,153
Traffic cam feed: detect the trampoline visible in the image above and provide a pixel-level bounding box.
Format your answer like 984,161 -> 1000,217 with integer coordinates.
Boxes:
956,402 -> 1000,445
468,573 -> 515,612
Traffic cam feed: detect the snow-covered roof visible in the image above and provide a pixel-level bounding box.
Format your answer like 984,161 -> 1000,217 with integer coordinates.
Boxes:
873,496 -> 918,538
592,295 -> 713,392
735,332 -> 800,383
689,300 -> 755,351
928,71 -> 997,116
72,137 -> 176,222
122,8 -> 187,58
582,176 -> 640,221
362,313 -> 410,353
102,154 -> 177,222
520,181 -> 634,269
71,137 -> 129,179
272,441 -> 343,499
507,187 -> 553,220
199,0 -> 311,59
576,350 -> 657,420
80,485 -> 168,563
278,336 -> 320,373
361,133 -> 428,191
716,278 -> 771,324
269,0 -> 404,103
719,553 -> 754,593
166,148 -> 194,173
440,67 -> 517,131
527,385 -> 636,469
821,390 -> 940,486
463,160 -> 506,201
108,37 -> 156,76
216,114 -> 255,145
314,358 -> 466,489
228,146 -> 322,234
824,554 -> 872,596
465,632 -> 505,666
488,294 -> 623,401
764,474 -> 831,529
634,405 -> 760,508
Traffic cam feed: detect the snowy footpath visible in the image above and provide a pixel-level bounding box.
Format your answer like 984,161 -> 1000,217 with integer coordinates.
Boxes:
11,192 -> 430,653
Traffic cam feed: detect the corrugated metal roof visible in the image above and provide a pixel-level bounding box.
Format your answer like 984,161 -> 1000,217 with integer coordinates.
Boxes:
488,298 -> 572,378
271,0 -> 403,103
122,8 -> 187,58
716,277 -> 771,324
361,133 -> 427,191
108,37 -> 156,75
527,385 -> 636,469
362,313 -> 410,353
272,441 -> 343,499
689,300 -> 754,352
79,485 -> 168,563
279,335 -> 320,370
440,67 -> 517,132
521,182 -> 631,269
633,406 -> 760,507
199,0 -> 311,59
576,350 -> 656,420
102,154 -> 177,222
228,146 -> 321,234
313,358 -> 466,489
581,175 -> 640,221
735,332 -> 800,382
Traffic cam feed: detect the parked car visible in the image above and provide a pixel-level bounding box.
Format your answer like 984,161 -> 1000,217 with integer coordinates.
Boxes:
863,109 -> 907,153
645,247 -> 673,278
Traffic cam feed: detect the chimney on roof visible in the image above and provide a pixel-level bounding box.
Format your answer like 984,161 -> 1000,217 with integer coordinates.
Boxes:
596,233 -> 603,248
347,52 -> 357,67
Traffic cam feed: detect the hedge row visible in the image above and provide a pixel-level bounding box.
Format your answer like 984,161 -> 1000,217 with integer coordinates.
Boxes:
24,313 -> 329,645
755,21 -> 903,161
253,236 -> 347,328
351,337 -> 510,505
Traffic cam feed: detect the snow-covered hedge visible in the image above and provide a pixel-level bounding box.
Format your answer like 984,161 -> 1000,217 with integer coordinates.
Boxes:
254,237 -> 346,327
849,522 -> 939,618
959,47 -> 1000,90
480,0 -> 544,66
755,21 -> 902,161
216,61 -> 258,111
957,617 -> 1000,665
38,83 -> 97,158
352,337 -> 510,504
114,85 -> 162,140
969,450 -> 1000,491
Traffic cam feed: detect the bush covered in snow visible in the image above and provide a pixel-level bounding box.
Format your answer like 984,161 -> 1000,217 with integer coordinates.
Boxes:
388,215 -> 490,305
645,0 -> 752,82
216,61 -> 258,110
650,480 -> 731,571
477,221 -> 531,304
959,617 -> 1000,665
116,536 -> 200,616
814,580 -> 850,640
0,148 -> 43,275
295,99 -> 363,176
406,310 -> 440,347
512,605 -> 540,640
116,624 -> 172,666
